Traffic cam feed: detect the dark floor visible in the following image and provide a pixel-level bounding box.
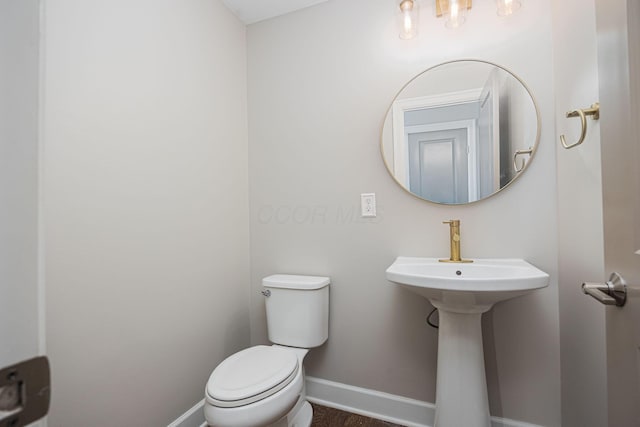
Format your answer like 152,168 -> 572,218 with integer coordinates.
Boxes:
310,403 -> 405,427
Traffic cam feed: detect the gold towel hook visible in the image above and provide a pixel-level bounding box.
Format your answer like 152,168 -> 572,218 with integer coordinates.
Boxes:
560,102 -> 600,149
513,148 -> 533,173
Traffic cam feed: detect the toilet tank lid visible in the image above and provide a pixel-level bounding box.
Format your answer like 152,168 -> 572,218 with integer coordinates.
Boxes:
263,274 -> 330,290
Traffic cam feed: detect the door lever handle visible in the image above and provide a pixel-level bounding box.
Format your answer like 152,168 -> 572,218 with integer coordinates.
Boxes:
582,272 -> 627,307
0,356 -> 50,427
582,282 -> 617,305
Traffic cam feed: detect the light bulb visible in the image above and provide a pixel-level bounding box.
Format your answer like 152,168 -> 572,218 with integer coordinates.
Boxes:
399,0 -> 418,40
445,0 -> 467,29
496,0 -> 521,16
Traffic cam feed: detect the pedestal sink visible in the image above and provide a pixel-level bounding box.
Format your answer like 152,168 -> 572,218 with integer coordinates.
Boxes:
386,257 -> 549,427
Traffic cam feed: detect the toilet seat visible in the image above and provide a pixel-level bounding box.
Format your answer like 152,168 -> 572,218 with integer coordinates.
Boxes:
206,345 -> 299,408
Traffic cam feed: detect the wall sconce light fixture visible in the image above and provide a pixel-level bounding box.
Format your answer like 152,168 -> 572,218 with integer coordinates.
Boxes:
398,0 -> 522,38
398,0 -> 419,40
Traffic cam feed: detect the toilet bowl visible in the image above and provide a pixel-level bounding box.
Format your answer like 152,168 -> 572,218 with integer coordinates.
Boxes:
204,274 -> 330,427
204,345 -> 310,427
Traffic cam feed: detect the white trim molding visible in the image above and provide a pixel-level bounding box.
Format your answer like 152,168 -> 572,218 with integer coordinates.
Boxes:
169,378 -> 544,427
306,376 -> 433,427
305,376 -> 543,427
167,399 -> 207,427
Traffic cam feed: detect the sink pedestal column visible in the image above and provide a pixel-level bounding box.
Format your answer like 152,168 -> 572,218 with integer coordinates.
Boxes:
386,257 -> 550,427
432,305 -> 491,427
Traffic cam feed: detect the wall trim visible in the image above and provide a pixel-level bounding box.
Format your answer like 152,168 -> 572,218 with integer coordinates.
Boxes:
169,378 -> 543,427
305,376 -> 543,427
167,399 -> 206,427
306,376 -> 434,427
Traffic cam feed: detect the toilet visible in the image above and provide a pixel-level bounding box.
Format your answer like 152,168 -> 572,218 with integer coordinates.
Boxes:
204,274 -> 330,427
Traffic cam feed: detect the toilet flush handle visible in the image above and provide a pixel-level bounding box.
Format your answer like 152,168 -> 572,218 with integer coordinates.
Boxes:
261,290 -> 271,297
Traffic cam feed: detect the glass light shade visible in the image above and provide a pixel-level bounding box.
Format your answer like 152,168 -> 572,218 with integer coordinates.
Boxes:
496,0 -> 521,16
398,0 -> 419,40
444,0 -> 468,29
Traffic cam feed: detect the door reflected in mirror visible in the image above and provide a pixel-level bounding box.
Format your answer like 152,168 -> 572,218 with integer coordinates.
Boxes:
381,60 -> 540,205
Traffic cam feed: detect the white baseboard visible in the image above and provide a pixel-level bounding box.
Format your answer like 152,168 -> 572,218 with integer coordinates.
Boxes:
305,376 -> 543,427
169,378 -> 543,427
305,376 -> 434,427
167,398 -> 207,427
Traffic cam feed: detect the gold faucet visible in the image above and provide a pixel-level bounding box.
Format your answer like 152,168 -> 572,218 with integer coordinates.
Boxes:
439,220 -> 473,263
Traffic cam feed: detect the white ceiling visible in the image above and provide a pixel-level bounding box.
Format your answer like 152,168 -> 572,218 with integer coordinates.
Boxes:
222,0 -> 330,25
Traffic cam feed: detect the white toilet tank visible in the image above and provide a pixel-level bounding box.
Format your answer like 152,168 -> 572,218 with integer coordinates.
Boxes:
262,274 -> 330,348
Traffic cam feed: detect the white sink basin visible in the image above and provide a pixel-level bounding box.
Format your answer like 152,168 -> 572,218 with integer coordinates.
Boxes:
386,257 -> 549,312
386,256 -> 549,427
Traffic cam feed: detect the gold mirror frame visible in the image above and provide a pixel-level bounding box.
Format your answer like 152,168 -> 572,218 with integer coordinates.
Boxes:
380,59 -> 541,205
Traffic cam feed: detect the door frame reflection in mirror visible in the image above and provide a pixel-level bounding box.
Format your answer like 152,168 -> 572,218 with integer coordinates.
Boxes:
392,89 -> 483,203
381,59 -> 541,205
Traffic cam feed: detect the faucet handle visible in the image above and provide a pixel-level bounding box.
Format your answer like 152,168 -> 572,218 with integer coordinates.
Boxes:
439,219 -> 472,264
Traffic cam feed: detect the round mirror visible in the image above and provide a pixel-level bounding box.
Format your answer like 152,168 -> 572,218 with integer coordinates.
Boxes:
381,60 -> 540,205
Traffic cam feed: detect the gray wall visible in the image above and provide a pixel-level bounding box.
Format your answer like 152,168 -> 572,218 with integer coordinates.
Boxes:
43,1 -> 250,425
0,0 -> 41,367
247,0 -> 561,425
